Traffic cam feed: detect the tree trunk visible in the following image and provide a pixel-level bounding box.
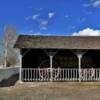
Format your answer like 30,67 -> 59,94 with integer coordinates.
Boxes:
4,46 -> 7,68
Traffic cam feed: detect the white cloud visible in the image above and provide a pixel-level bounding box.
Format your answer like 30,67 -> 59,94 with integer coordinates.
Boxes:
25,14 -> 40,21
72,28 -> 100,36
84,0 -> 100,8
48,12 -> 55,18
39,20 -> 48,30
32,14 -> 40,20
26,12 -> 55,30
40,20 -> 48,26
31,14 -> 49,30
92,0 -> 100,7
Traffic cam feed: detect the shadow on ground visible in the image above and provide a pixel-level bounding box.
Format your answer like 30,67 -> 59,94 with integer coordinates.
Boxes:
0,74 -> 19,87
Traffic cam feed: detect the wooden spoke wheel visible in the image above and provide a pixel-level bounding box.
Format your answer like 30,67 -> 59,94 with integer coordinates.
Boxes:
38,60 -> 60,80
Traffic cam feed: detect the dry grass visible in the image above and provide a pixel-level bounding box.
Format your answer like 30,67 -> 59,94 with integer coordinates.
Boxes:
0,82 -> 100,100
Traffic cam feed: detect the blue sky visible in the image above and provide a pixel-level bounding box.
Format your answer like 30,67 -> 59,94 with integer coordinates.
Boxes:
0,0 -> 100,36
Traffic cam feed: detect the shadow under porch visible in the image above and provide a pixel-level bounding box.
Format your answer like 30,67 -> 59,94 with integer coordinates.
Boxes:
21,49 -> 100,82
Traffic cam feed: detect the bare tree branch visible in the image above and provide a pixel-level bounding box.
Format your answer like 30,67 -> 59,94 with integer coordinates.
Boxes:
3,25 -> 19,67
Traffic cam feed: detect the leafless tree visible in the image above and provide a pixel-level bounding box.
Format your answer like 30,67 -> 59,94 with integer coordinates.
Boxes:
3,25 -> 19,67
0,39 -> 4,66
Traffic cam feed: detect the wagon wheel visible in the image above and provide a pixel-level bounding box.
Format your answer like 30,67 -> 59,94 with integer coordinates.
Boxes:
39,68 -> 51,80
52,68 -> 60,79
81,68 -> 95,80
38,60 -> 60,80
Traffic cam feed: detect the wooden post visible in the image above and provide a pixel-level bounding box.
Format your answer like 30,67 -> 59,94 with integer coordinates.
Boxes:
19,52 -> 22,83
44,50 -> 57,82
74,51 -> 86,82
50,56 -> 53,82
77,54 -> 82,82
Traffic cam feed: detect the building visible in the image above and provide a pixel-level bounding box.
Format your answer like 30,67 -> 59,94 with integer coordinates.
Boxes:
14,35 -> 100,82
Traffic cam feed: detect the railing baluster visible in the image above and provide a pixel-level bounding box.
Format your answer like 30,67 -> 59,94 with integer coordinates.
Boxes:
72,69 -> 73,80
96,69 -> 97,80
65,69 -> 67,80
30,68 -> 32,81
90,68 -> 92,81
89,69 -> 90,81
28,68 -> 30,81
34,68 -> 35,81
35,69 -> 37,81
73,69 -> 75,80
68,69 -> 69,80
59,69 -> 61,80
44,69 -> 46,81
93,69 -> 95,80
85,69 -> 87,81
25,68 -> 26,81
97,69 -> 98,80
23,69 -> 25,81
26,69 -> 28,81
74,69 -> 75,80
71,69 -> 72,80
54,68 -> 56,81
62,69 -> 64,80
27,68 -> 29,81
57,69 -> 61,80
32,69 -> 33,81
90,69 -> 91,81
99,69 -> 100,80
22,68 -> 100,82
95,69 -> 96,80
21,68 -> 23,81
75,69 -> 77,80
77,69 -> 78,81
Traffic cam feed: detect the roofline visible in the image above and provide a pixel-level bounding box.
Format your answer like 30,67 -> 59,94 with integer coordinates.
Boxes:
19,34 -> 100,37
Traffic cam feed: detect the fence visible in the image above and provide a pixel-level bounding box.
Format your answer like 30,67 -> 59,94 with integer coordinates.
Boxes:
22,68 -> 100,82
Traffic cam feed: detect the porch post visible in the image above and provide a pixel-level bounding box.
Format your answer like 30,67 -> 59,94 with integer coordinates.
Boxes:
77,54 -> 82,82
19,51 -> 22,83
45,50 -> 57,82
50,55 -> 53,82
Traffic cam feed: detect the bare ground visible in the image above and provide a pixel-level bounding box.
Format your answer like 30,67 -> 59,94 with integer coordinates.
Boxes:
0,82 -> 100,100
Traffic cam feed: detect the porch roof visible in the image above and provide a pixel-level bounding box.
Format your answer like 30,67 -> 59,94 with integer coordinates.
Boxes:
14,35 -> 100,50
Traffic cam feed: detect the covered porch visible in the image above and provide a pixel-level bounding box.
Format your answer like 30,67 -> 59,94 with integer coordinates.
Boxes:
21,49 -> 100,82
14,35 -> 100,82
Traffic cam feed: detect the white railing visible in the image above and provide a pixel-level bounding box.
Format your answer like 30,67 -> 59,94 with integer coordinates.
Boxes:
80,68 -> 100,81
22,68 -> 100,82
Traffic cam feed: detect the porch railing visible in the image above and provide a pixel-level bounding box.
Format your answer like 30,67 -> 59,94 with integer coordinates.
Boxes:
22,68 -> 100,82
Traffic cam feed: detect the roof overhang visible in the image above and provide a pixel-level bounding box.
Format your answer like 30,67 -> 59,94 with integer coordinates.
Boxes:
14,35 -> 100,50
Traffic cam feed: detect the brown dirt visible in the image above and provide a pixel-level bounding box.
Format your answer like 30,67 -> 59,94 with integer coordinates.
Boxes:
0,82 -> 100,100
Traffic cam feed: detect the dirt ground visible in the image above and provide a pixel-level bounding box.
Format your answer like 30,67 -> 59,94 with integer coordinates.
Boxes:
0,82 -> 100,100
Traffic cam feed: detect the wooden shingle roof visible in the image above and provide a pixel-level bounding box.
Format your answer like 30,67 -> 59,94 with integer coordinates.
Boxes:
14,35 -> 100,50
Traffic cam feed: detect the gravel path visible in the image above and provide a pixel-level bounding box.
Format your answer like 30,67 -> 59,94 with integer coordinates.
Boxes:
0,82 -> 100,100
